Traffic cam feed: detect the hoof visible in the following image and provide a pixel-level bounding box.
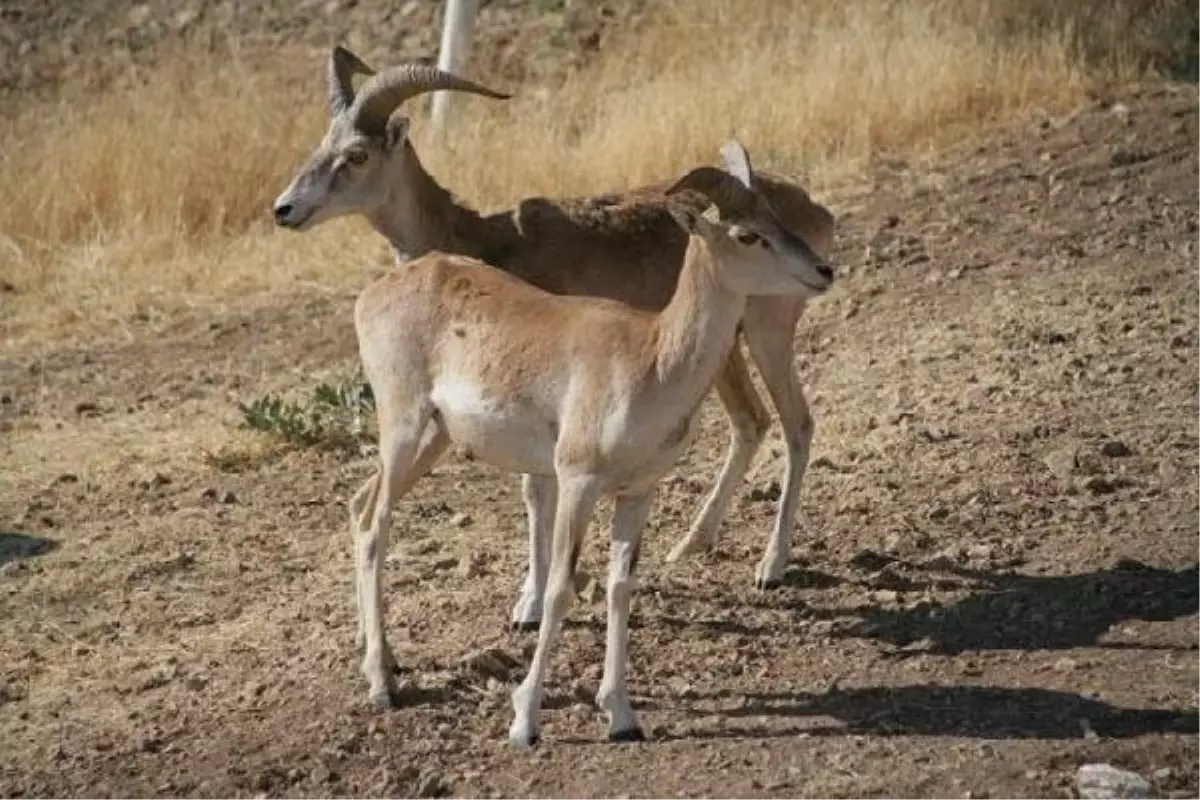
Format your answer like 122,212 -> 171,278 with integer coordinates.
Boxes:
754,576 -> 782,591
510,619 -> 540,633
608,727 -> 646,743
370,690 -> 398,712
508,730 -> 540,748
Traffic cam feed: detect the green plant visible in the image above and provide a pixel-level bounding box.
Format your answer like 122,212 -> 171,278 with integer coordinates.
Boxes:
238,379 -> 375,450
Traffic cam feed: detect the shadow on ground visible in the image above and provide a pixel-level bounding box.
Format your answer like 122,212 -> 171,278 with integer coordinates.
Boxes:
816,558 -> 1199,654
0,531 -> 58,567
671,683 -> 1199,741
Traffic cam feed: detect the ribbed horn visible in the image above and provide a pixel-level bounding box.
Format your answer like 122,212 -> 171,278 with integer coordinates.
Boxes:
328,46 -> 376,117
349,64 -> 511,134
666,166 -> 757,220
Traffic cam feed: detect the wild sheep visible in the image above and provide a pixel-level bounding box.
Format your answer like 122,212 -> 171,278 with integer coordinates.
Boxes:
273,48 -> 836,616
349,141 -> 835,744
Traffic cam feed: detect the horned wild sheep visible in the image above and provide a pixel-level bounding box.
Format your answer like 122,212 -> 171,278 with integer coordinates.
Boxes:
349,140 -> 835,744
273,48 -> 835,622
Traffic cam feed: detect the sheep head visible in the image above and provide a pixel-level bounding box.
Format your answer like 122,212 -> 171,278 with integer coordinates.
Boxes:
273,46 -> 510,231
666,140 -> 835,297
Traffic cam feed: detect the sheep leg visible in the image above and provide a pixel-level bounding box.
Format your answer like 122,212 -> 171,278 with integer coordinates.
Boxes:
359,404 -> 444,709
509,474 -> 600,747
742,297 -> 811,589
668,344 -> 770,561
597,491 -> 651,742
349,421 -> 448,672
510,473 -> 558,631
348,472 -> 380,652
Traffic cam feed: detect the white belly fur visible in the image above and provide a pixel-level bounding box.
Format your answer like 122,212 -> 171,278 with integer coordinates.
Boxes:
430,375 -> 556,474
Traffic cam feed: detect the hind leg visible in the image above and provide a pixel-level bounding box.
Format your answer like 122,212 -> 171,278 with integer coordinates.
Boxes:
349,421 -> 449,671
511,473 -> 557,631
669,345 -> 770,561
358,405 -> 447,708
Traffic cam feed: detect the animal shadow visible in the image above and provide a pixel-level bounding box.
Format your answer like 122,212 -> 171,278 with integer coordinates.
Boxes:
821,557 -> 1199,654
712,683 -> 1199,740
0,530 -> 58,568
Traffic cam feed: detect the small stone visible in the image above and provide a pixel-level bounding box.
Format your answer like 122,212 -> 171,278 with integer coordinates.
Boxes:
450,512 -> 473,528
1076,763 -> 1153,799
184,675 -> 208,691
748,481 -> 782,502
461,647 -> 518,680
171,9 -> 199,31
966,543 -> 994,561
415,771 -> 450,798
220,490 -> 237,504
579,577 -> 605,604
1100,439 -> 1131,458
455,552 -> 481,578
201,487 -> 218,500
1053,657 -> 1078,672
127,4 -> 153,27
1083,475 -> 1117,495
849,549 -> 895,571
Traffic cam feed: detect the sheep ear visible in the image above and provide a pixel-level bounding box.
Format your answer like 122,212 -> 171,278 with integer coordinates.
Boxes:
669,204 -> 717,236
720,139 -> 754,189
384,115 -> 411,150
667,205 -> 699,233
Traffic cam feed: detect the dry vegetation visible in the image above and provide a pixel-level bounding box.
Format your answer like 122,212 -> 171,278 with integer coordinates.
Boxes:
1,0 -> 1189,345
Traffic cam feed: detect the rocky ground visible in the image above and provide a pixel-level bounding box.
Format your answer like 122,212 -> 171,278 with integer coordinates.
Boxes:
1,74 -> 1196,797
2,1 -> 1199,795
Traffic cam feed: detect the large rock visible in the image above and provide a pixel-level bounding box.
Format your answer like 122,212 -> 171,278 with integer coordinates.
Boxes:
1076,764 -> 1154,799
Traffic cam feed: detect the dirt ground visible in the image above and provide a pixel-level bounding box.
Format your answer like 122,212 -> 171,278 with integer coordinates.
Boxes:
1,81 -> 1197,797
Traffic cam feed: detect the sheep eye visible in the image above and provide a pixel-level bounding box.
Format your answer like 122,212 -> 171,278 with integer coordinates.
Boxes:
345,150 -> 369,166
734,230 -> 762,246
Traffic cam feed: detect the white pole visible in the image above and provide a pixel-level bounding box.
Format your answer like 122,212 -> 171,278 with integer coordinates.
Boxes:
430,0 -> 479,136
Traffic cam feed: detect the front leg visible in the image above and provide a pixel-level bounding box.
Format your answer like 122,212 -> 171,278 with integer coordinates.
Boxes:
742,297 -> 810,589
510,474 -> 557,631
597,492 -> 652,742
509,474 -> 600,747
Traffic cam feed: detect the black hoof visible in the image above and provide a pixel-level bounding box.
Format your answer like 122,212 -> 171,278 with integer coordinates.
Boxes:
509,732 -> 540,748
370,691 -> 397,712
510,619 -> 540,633
755,577 -> 782,591
609,727 -> 646,743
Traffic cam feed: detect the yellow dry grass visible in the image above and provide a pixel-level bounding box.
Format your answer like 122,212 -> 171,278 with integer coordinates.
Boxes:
0,0 -> 1173,346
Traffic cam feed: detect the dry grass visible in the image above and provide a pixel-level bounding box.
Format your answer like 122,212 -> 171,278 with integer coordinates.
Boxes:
0,0 -> 1177,345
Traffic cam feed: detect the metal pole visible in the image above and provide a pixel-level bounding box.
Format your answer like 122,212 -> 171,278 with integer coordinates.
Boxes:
430,0 -> 479,136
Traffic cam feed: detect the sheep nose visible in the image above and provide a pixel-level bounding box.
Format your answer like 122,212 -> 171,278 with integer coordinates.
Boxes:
816,263 -> 835,283
273,203 -> 294,226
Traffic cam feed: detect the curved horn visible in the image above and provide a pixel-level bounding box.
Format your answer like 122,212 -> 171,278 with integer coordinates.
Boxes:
328,46 -> 376,116
350,64 -> 511,134
666,166 -> 756,219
